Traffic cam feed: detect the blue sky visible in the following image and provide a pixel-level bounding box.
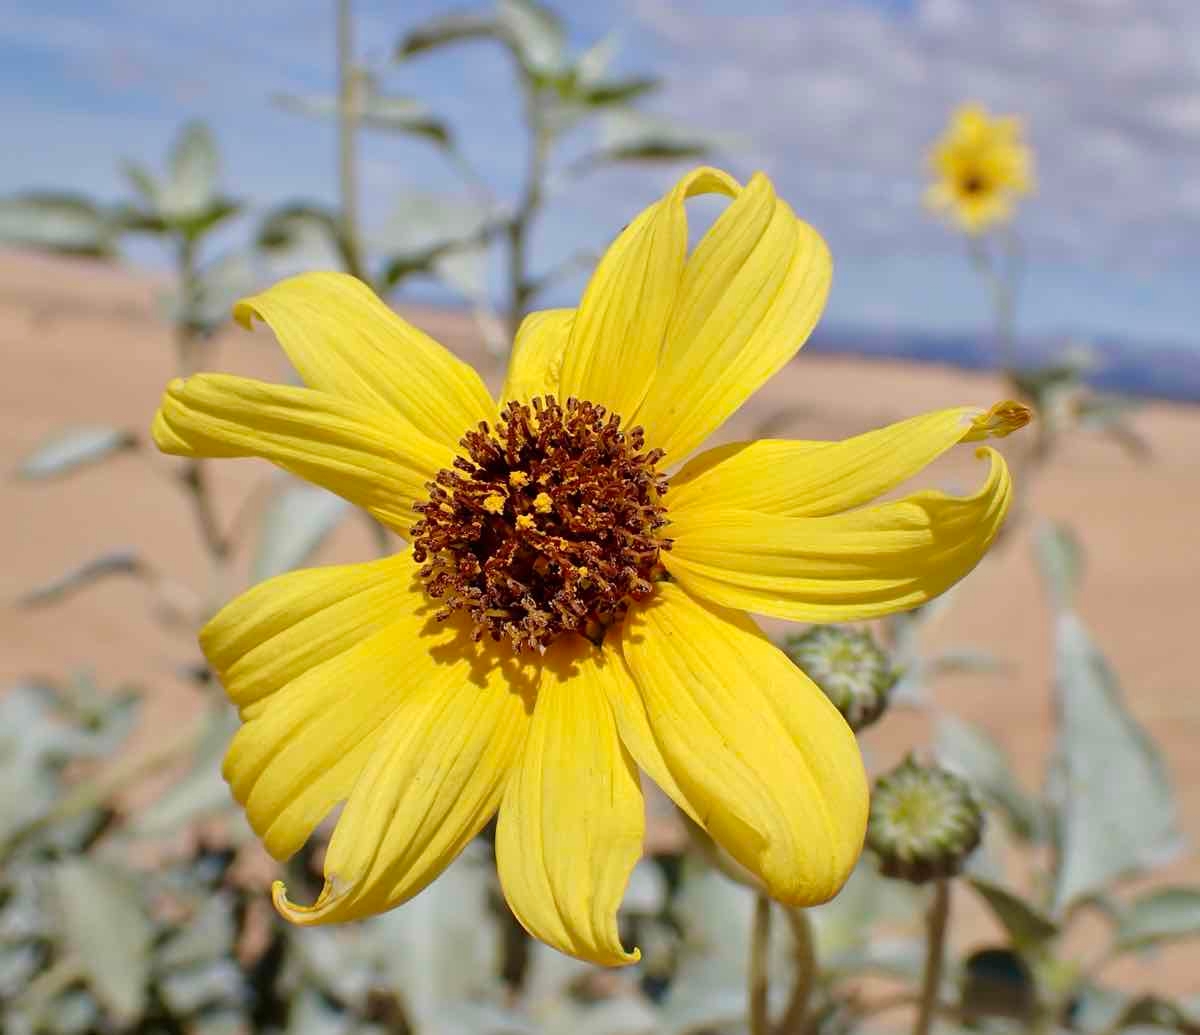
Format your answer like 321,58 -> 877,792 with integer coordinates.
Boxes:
4,0 -> 1200,349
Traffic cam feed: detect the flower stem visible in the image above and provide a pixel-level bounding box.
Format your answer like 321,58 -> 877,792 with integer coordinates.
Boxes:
749,892 -> 772,1035
914,879 -> 952,1035
336,0 -> 361,276
775,906 -> 816,1035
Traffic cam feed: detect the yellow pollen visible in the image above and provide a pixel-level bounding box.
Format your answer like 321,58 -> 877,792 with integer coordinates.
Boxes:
533,492 -> 553,513
483,493 -> 506,514
516,514 -> 536,530
576,566 -> 589,578
964,400 -> 1033,441
509,471 -> 530,488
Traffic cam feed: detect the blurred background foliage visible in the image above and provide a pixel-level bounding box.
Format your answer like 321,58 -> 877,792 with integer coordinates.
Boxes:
2,1 -> 1198,1033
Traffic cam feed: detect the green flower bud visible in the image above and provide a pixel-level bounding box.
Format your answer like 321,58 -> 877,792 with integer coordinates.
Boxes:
867,755 -> 984,883
783,626 -> 898,731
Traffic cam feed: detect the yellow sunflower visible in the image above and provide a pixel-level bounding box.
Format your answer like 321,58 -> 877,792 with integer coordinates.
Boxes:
152,166 -> 1029,967
927,103 -> 1034,234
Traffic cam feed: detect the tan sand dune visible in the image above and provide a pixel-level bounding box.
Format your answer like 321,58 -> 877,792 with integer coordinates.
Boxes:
2,250 -> 1197,995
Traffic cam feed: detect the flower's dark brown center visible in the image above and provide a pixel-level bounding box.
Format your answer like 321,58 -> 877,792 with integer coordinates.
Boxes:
961,170 -> 987,195
411,396 -> 670,653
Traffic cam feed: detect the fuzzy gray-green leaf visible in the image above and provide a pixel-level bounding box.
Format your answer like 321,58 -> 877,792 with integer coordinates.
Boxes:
52,859 -> 151,1023
1114,887 -> 1200,953
0,193 -> 115,257
1051,611 -> 1184,913
253,483 -> 349,583
967,877 -> 1059,950
18,426 -> 137,480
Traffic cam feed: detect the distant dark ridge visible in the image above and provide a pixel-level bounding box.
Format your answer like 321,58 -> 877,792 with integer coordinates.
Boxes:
807,326 -> 1200,405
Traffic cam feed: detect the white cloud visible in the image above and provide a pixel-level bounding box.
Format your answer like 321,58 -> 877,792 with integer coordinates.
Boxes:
628,0 -> 1200,267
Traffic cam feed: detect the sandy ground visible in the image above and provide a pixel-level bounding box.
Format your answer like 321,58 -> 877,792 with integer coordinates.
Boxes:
2,250 -> 1198,998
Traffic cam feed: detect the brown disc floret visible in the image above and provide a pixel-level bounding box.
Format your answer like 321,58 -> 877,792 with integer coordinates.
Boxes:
411,395 -> 671,652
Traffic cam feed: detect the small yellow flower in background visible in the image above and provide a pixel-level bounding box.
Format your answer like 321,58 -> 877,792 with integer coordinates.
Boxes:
927,103 -> 1034,234
152,167 -> 1029,966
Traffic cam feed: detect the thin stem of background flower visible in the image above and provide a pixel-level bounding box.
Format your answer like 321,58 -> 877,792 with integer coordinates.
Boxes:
913,879 -> 952,1035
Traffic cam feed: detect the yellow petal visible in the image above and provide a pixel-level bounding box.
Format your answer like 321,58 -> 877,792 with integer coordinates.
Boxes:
152,373 -> 447,532
274,636 -> 532,925
670,402 -> 1030,517
559,167 -> 739,421
221,557 -> 523,863
593,638 -> 704,827
621,584 -> 867,905
200,552 -> 415,719
664,447 -> 1013,622
234,272 -> 496,447
500,308 -> 574,405
495,636 -> 643,966
634,172 -> 832,464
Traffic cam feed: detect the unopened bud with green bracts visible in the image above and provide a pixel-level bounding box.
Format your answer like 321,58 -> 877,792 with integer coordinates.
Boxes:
782,626 -> 899,732
866,755 -> 984,883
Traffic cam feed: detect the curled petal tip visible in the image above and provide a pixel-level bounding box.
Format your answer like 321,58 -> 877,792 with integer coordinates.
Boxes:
271,878 -> 341,927
231,297 -> 257,330
964,400 -> 1033,441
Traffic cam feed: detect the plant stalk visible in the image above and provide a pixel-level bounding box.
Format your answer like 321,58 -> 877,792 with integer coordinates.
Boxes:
914,879 -> 952,1035
775,906 -> 816,1035
336,0 -> 362,277
749,892 -> 772,1035
505,84 -> 552,343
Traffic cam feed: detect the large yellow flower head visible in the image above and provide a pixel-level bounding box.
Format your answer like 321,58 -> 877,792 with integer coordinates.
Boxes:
926,103 -> 1034,234
152,167 -> 1029,966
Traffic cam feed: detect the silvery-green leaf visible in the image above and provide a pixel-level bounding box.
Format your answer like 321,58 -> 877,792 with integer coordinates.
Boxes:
121,161 -> 160,208
540,997 -> 660,1035
18,550 -> 143,607
1114,887 -> 1200,953
395,11 -> 500,60
936,715 -> 1044,842
499,0 -> 566,76
810,855 -> 921,964
0,193 -> 114,257
44,990 -> 100,1035
160,959 -> 244,1015
622,859 -> 667,916
1035,522 -> 1084,611
17,426 -> 137,480
594,111 -> 717,165
432,1001 -> 538,1035
575,33 -> 617,85
191,1007 -> 247,1035
132,704 -> 238,836
376,192 -> 493,257
368,842 -> 500,1026
929,647 -> 1006,677
253,484 -> 350,583
157,892 -> 237,970
1051,611 -> 1184,913
162,121 -> 218,218
966,878 -> 1058,950
257,203 -> 354,274
286,989 -> 353,1035
0,944 -> 41,1001
661,861 -> 791,1034
53,859 -> 151,1023
432,245 -> 490,302
360,94 -> 451,145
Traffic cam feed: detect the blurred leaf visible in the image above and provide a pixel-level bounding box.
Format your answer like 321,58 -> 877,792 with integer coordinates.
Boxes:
500,0 -> 566,76
44,989 -> 100,1035
810,855 -> 922,964
121,161 -> 160,208
588,111 -> 716,168
132,704 -> 238,836
967,877 -> 1058,950
375,192 -> 496,291
274,90 -> 451,146
575,76 -> 660,107
287,988 -> 353,1035
257,202 -> 356,275
574,32 -> 617,85
53,859 -> 151,1023
936,715 -> 1044,841
1114,887 -> 1200,953
162,121 -> 219,218
18,550 -> 144,607
161,250 -> 255,335
253,483 -> 349,583
157,892 -> 238,970
160,959 -> 244,1016
395,10 -> 501,60
111,203 -> 170,236
0,193 -> 115,257
1077,394 -> 1151,459
1050,610 -> 1184,913
17,426 -> 137,480
1035,521 -> 1084,611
